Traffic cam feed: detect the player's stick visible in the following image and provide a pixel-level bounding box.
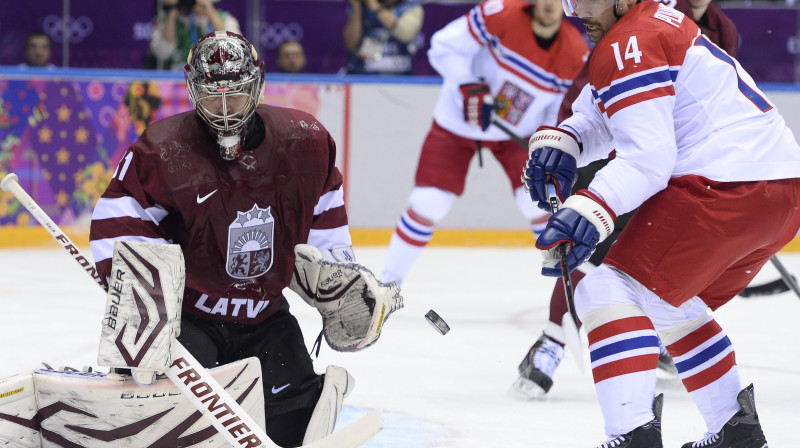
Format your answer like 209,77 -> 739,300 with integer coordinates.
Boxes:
1,173 -> 383,448
738,257 -> 799,299
739,277 -> 792,298
491,119 -> 528,148
766,255 -> 800,300
546,183 -> 585,373
490,121 -> 586,372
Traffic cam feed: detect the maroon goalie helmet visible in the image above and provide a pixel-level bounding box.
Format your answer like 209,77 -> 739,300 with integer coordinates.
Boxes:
185,31 -> 265,160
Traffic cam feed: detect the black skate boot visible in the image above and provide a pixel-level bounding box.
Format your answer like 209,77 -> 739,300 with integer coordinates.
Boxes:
593,394 -> 663,448
509,334 -> 564,399
681,384 -> 768,448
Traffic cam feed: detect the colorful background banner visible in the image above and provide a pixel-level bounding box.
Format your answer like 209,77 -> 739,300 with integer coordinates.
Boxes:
0,72 -> 342,242
0,77 -> 193,229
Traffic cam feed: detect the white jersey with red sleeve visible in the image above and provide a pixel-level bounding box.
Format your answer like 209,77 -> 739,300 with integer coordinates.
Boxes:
429,0 -> 588,141
561,1 -> 800,216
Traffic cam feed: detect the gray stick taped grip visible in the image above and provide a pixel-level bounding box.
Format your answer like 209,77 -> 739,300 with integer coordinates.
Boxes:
425,309 -> 450,335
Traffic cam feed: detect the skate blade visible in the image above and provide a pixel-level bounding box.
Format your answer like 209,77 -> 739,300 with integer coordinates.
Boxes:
508,376 -> 548,401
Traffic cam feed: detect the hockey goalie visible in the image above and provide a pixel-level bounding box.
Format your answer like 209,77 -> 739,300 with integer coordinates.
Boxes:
0,240 -> 401,447
0,242 -> 267,447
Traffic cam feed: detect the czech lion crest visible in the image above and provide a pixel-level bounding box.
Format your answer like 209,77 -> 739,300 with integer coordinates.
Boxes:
226,204 -> 274,279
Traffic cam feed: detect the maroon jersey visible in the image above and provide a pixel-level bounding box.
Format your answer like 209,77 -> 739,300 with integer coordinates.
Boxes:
691,1 -> 738,57
90,104 -> 351,325
557,0 -> 738,123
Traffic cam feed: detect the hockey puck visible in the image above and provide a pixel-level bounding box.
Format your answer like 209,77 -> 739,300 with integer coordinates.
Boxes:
425,309 -> 450,335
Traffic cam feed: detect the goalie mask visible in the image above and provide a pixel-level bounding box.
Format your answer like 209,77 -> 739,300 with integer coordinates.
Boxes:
185,31 -> 265,160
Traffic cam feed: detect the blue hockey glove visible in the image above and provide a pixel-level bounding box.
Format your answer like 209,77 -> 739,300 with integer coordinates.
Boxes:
522,126 -> 581,212
459,82 -> 494,131
535,191 -> 616,277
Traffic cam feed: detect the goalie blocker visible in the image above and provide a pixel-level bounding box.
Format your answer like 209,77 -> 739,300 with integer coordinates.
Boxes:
289,244 -> 404,352
98,241 -> 185,386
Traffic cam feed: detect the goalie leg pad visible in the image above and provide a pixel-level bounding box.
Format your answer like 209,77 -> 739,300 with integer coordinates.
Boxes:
0,359 -> 265,447
98,241 -> 185,375
0,373 -> 40,448
302,365 -> 355,444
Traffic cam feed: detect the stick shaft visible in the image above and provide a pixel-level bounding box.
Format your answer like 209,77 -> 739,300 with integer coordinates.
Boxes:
769,255 -> 800,300
1,174 -> 105,288
1,173 -> 276,448
546,183 -> 580,328
490,119 -> 528,148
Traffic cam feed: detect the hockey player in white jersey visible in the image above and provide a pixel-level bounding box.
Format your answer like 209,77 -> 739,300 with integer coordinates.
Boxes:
522,0 -> 800,446
380,0 -> 588,284
511,0 -> 740,399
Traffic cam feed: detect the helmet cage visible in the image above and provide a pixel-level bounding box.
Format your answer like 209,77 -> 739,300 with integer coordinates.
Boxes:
189,79 -> 259,135
185,31 -> 265,140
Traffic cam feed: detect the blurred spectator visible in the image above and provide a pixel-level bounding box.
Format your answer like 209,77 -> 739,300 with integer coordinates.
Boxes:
149,0 -> 240,70
343,0 -> 424,75
275,40 -> 307,73
20,31 -> 55,68
685,0 -> 739,55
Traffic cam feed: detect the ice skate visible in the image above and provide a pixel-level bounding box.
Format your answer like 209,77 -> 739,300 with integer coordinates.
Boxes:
593,394 -> 663,448
681,384 -> 768,448
509,334 -> 564,399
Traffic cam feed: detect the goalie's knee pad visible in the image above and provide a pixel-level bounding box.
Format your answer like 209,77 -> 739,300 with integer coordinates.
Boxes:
302,365 -> 355,444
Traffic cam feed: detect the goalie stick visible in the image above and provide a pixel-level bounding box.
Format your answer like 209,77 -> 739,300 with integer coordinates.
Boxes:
1,173 -> 383,448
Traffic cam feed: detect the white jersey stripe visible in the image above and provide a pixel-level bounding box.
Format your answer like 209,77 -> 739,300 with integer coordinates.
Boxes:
92,197 -> 169,224
313,187 -> 345,216
307,225 -> 352,251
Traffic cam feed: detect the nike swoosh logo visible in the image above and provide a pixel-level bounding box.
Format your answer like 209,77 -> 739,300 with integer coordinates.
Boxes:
196,189 -> 218,204
271,383 -> 290,394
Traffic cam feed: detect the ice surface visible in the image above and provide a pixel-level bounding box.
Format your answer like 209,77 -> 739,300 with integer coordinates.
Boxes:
1,246 -> 798,447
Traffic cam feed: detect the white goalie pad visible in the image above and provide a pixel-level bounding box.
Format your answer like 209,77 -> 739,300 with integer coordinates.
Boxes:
0,358 -> 265,448
0,373 -> 39,447
289,244 -> 403,352
98,242 -> 185,379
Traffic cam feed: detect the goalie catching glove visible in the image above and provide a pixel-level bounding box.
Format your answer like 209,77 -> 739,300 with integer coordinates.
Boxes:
289,244 -> 403,352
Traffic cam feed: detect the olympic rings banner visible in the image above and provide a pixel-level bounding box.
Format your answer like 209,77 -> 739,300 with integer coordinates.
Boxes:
1,1 -> 796,82
0,72 -> 345,238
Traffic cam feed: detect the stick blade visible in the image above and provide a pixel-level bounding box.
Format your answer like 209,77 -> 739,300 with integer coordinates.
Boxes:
738,278 -> 790,298
303,409 -> 384,448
